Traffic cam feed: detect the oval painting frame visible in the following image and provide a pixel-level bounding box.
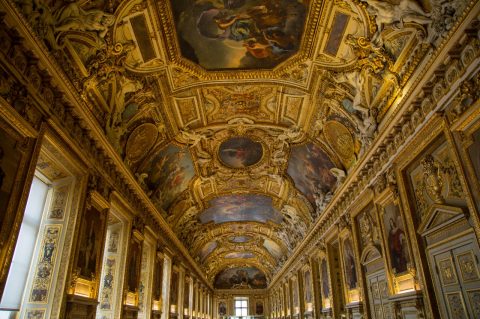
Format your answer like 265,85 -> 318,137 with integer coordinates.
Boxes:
218,136 -> 263,168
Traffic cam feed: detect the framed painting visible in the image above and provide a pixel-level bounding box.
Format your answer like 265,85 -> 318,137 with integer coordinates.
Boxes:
76,197 -> 108,280
320,258 -> 330,308
170,270 -> 179,309
292,277 -> 299,314
382,203 -> 411,275
218,300 -> 227,316
342,237 -> 358,290
153,253 -> 163,301
458,120 -> 480,212
304,269 -> 313,303
287,143 -> 337,205
284,281 -> 290,315
127,236 -> 143,293
218,136 -> 263,168
255,300 -> 264,315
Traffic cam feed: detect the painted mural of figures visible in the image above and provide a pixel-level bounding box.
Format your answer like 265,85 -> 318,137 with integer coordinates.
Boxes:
219,301 -> 227,316
54,2 -> 115,41
343,238 -> 357,290
174,0 -> 306,69
304,270 -> 312,303
128,241 -> 140,291
364,0 -> 432,46
197,0 -> 305,54
320,259 -> 329,298
219,137 -> 263,168
388,217 -> 408,273
78,208 -> 101,278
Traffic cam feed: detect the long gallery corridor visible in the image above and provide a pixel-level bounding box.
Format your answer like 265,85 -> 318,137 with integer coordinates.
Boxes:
0,0 -> 480,318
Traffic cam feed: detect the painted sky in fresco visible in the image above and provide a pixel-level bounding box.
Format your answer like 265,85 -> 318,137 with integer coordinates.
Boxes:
146,144 -> 195,211
287,143 -> 337,204
225,252 -> 255,259
199,241 -> 218,261
170,0 -> 307,70
263,239 -> 283,259
214,266 -> 267,289
230,235 -> 252,243
199,194 -> 283,224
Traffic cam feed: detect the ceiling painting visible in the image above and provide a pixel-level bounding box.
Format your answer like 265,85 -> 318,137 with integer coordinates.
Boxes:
16,0 -> 471,285
145,144 -> 195,211
225,252 -> 255,259
170,0 -> 307,70
287,143 -> 337,204
263,239 -> 283,259
214,266 -> 267,289
199,194 -> 283,224
218,136 -> 263,168
199,240 -> 218,261
230,235 -> 252,243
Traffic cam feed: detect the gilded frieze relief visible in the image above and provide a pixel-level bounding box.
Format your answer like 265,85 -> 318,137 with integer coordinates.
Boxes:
407,140 -> 465,222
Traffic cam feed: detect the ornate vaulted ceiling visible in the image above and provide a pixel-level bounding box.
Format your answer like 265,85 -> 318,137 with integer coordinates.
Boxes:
14,0 -> 469,287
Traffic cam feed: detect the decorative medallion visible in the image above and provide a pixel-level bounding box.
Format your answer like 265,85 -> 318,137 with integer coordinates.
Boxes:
170,0 -> 307,70
218,137 -> 263,168
324,121 -> 355,168
125,123 -> 159,163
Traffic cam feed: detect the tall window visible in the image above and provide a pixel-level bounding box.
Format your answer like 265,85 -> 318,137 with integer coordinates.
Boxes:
0,176 -> 49,318
234,297 -> 248,317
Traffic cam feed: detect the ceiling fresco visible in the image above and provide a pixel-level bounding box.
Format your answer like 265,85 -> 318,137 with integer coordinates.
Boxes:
17,0 -> 471,285
214,266 -> 268,289
144,144 -> 195,211
287,143 -> 337,205
218,136 -> 264,168
198,241 -> 218,262
198,194 -> 283,224
170,0 -> 307,70
225,252 -> 255,259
